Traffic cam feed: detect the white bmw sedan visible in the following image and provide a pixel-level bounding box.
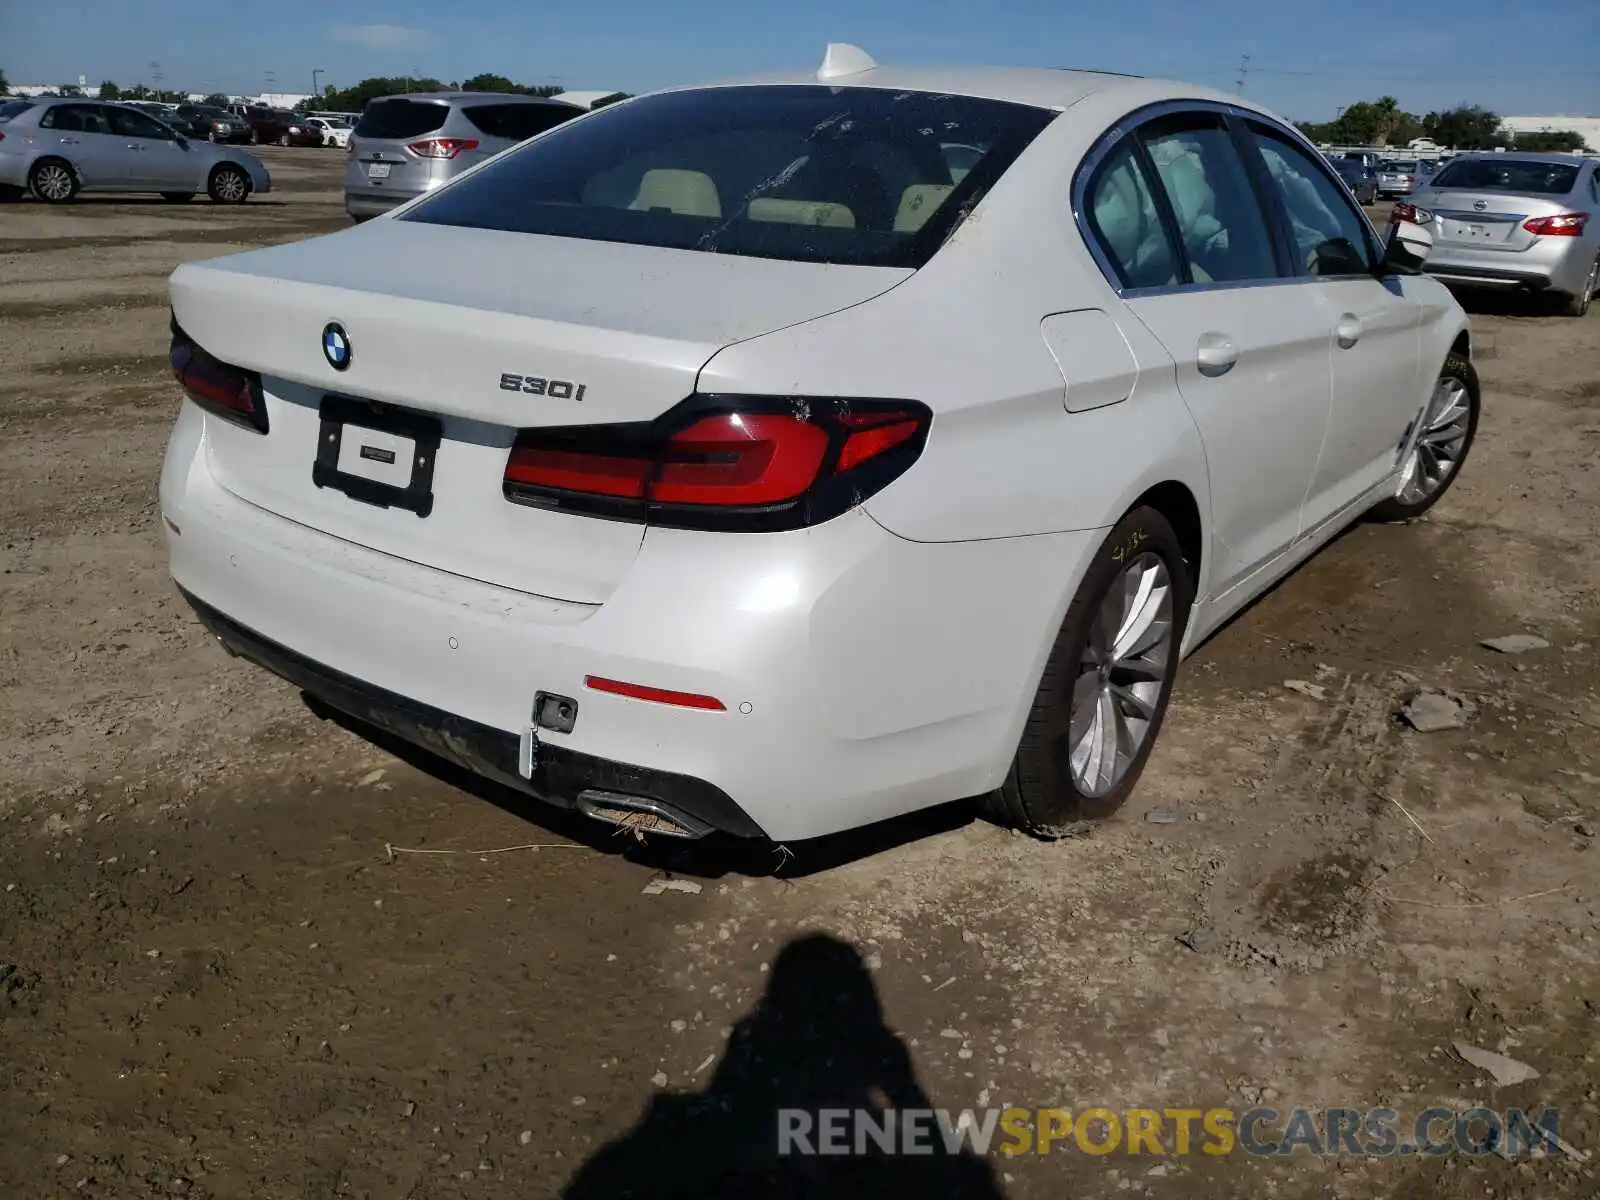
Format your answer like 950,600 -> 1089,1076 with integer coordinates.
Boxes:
160,47 -> 1476,844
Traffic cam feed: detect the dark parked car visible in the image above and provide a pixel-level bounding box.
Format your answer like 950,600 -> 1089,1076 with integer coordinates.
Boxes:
227,105 -> 314,145
1328,156 -> 1379,205
169,105 -> 252,144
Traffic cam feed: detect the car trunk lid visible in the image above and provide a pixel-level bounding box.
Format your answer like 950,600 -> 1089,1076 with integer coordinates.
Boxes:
168,221 -> 911,604
1424,191 -> 1564,252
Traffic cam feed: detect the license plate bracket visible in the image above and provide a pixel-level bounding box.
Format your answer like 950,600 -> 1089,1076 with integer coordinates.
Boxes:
312,395 -> 441,518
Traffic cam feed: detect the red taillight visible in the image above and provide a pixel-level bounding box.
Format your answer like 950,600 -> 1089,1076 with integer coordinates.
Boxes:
835,411 -> 923,473
1522,212 -> 1588,237
584,676 -> 726,711
652,414 -> 829,506
407,137 -> 479,159
170,327 -> 268,433
504,398 -> 931,532
1390,202 -> 1432,225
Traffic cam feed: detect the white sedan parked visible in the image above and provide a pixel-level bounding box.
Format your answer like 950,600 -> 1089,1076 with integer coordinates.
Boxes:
305,116 -> 351,148
160,47 -> 1474,845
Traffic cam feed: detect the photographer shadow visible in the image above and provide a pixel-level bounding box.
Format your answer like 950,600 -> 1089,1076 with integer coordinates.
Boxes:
561,933 -> 1006,1199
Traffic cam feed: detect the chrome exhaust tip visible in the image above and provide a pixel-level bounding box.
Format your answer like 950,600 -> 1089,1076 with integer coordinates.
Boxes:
576,790 -> 713,840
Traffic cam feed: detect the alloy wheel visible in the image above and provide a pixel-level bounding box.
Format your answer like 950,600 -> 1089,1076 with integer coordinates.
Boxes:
1068,552 -> 1175,798
213,169 -> 248,202
33,163 -> 74,201
1397,376 -> 1471,505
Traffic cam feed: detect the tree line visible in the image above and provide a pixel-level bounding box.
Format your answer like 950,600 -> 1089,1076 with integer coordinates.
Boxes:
1296,97 -> 1587,153
316,74 -> 630,114
1,67 -> 1584,153
0,68 -> 630,114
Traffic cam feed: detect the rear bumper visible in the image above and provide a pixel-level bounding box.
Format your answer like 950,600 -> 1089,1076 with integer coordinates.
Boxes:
183,589 -> 765,838
1424,243 -> 1591,295
160,403 -> 1096,842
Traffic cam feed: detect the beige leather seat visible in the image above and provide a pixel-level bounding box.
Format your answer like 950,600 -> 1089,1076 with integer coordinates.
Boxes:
893,184 -> 954,233
745,198 -> 856,228
628,169 -> 721,217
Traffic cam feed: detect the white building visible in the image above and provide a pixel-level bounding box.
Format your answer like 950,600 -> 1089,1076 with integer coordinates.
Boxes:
1500,115 -> 1599,153
250,92 -> 314,110
551,89 -> 627,110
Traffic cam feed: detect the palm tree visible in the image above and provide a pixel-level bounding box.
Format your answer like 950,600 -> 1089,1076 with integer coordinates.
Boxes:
1372,96 -> 1401,146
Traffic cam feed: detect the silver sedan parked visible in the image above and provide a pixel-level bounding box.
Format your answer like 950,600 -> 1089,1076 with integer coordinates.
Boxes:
0,97 -> 271,205
1402,153 -> 1600,316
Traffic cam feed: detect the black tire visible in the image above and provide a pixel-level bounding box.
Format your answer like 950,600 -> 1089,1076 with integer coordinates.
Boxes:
160,192 -> 194,203
28,158 -> 79,204
1560,257 -> 1597,318
0,183 -> 24,202
207,165 -> 251,204
981,506 -> 1193,834
1367,352 -> 1480,523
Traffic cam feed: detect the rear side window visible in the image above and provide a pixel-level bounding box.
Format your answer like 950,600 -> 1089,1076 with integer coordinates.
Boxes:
1430,158 -> 1579,195
355,99 -> 449,139
1083,140 -> 1180,289
1140,115 -> 1278,285
0,100 -> 34,122
41,105 -> 112,134
461,103 -> 578,142
400,85 -> 1055,269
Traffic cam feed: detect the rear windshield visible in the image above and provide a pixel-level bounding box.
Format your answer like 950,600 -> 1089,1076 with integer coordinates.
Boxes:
0,100 -> 33,122
399,85 -> 1055,268
1386,161 -> 1419,171
461,102 -> 579,142
1431,158 -> 1579,195
355,98 -> 449,139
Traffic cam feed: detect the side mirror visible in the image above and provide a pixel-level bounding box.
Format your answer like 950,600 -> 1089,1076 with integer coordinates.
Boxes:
175,135 -> 189,150
1380,217 -> 1433,275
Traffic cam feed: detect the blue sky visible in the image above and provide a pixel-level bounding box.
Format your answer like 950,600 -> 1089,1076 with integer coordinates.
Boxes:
4,0 -> 1597,121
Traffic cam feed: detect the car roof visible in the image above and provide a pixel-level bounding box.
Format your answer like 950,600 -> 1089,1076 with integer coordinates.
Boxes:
660,63 -> 1234,113
374,91 -> 583,107
1449,151 -> 1590,165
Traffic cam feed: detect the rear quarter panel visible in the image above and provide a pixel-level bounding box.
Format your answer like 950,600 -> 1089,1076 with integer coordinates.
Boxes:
695,86 -> 1212,555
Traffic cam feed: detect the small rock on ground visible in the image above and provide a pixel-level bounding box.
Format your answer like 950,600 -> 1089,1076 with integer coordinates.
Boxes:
641,879 -> 702,896
1453,1041 -> 1540,1085
1401,691 -> 1468,733
1481,634 -> 1550,655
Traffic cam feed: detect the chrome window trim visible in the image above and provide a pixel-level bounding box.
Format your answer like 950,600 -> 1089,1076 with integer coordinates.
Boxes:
1071,97 -> 1389,296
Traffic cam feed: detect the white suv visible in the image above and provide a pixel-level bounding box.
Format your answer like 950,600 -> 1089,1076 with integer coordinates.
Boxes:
161,47 -> 1473,845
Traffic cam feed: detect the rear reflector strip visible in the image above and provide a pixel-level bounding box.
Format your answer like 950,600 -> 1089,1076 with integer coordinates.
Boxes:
584,675 -> 726,711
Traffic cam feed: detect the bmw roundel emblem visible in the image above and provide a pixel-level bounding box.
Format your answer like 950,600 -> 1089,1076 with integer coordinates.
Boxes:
322,322 -> 351,371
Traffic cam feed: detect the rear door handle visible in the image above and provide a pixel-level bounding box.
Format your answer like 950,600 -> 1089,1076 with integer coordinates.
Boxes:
126,144 -> 146,151
1195,332 -> 1239,378
1336,314 -> 1362,349
59,137 -> 80,145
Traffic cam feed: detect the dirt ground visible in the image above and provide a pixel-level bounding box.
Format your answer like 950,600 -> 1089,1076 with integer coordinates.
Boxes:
1,147 -> 1597,1199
